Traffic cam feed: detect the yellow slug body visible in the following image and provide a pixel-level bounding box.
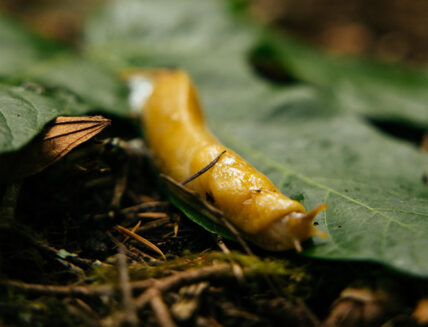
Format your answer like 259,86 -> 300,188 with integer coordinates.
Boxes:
132,69 -> 326,251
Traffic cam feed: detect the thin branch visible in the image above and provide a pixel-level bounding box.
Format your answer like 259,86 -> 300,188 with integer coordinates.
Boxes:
121,220 -> 142,244
137,212 -> 169,219
118,244 -> 138,327
1,280 -> 117,297
93,201 -> 169,222
56,258 -> 86,280
150,288 -> 178,327
137,218 -> 170,232
2,263 -> 233,298
107,230 -> 144,263
111,160 -> 129,209
216,237 -> 245,285
135,263 -> 232,308
181,150 -> 226,185
128,244 -> 159,262
122,201 -> 169,214
216,216 -> 254,256
63,298 -> 102,327
114,225 -> 166,259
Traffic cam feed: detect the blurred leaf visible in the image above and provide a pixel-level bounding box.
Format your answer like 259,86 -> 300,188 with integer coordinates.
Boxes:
22,57 -> 129,116
0,115 -> 110,183
84,0 -> 428,276
0,13 -> 65,79
0,16 -> 128,154
254,35 -> 428,128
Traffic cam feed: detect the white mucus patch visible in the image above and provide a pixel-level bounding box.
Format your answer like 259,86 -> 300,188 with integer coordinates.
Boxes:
222,157 -> 235,165
128,76 -> 154,113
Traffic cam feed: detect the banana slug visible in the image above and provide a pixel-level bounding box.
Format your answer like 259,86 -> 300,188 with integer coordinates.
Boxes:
126,69 -> 327,251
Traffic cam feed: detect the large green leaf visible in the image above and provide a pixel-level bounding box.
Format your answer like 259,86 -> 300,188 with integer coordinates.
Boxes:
84,0 -> 428,276
0,14 -> 64,79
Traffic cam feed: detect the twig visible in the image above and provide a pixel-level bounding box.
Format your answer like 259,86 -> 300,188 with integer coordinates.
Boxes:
93,201 -> 170,223
128,244 -> 159,263
150,288 -> 178,327
135,263 -> 232,308
216,216 -> 254,256
216,235 -> 278,297
56,258 -> 86,280
107,231 -> 143,263
84,176 -> 113,189
121,220 -> 142,244
196,316 -> 224,327
217,227 -> 279,298
138,212 -> 169,219
171,282 -> 209,321
122,201 -> 169,214
137,218 -> 170,232
63,298 -> 102,327
221,302 -> 264,321
173,221 -> 179,237
181,150 -> 226,185
118,244 -> 138,327
111,160 -> 129,208
114,225 -> 166,259
73,298 -> 100,320
216,237 -> 245,285
2,263 -> 233,298
1,280 -> 117,297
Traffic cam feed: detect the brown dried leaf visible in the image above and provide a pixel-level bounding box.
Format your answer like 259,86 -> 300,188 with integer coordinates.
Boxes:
0,116 -> 110,183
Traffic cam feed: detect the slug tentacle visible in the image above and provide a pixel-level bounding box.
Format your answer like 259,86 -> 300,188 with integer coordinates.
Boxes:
125,69 -> 327,251
288,204 -> 329,239
245,204 -> 327,251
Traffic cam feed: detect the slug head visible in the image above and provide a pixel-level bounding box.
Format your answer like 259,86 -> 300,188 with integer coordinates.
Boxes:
286,204 -> 328,251
247,203 -> 328,252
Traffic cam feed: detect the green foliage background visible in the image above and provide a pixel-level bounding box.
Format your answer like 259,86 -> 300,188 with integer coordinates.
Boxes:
0,0 -> 427,276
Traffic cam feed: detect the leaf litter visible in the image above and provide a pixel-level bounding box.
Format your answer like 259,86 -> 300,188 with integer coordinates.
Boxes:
1,120 -> 427,327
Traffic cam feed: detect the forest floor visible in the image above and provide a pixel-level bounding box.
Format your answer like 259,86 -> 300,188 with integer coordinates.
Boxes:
0,0 -> 427,326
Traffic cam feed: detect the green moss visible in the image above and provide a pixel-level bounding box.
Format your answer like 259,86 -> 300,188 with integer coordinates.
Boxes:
88,250 -> 313,299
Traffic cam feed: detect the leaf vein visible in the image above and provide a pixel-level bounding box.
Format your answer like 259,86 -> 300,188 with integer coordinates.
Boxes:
219,128 -> 422,234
